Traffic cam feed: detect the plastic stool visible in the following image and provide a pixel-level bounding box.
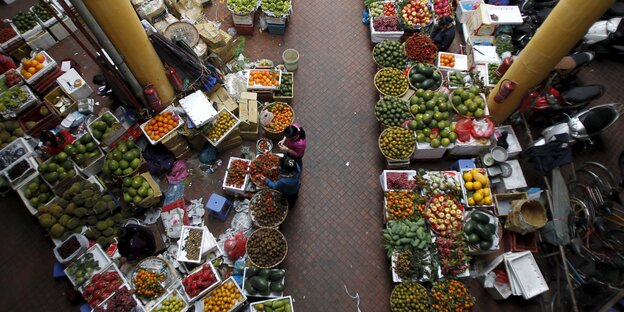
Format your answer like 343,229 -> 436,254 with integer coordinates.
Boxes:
80,304 -> 92,312
53,262 -> 66,279
450,159 -> 476,171
205,193 -> 232,222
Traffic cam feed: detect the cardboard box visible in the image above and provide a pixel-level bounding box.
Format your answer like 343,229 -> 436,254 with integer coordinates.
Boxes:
239,92 -> 258,132
211,31 -> 236,62
216,135 -> 242,152
240,126 -> 259,141
138,172 -> 163,208
197,22 -> 225,48
177,148 -> 193,159
168,140 -> 191,157
208,85 -> 238,114
466,4 -> 523,36
161,131 -> 188,149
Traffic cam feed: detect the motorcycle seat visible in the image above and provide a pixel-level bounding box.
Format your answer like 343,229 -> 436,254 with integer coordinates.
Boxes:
607,2 -> 624,17
561,85 -> 605,103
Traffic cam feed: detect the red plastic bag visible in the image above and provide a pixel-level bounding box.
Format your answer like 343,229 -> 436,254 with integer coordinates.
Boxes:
224,231 -> 247,261
471,117 -> 495,139
455,118 -> 473,143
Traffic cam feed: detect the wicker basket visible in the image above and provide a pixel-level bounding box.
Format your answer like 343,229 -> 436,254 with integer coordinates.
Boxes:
261,102 -> 295,140
464,209 -> 503,252
407,64 -> 443,91
390,282 -> 430,312
246,228 -> 288,269
378,127 -> 416,161
372,41 -> 407,69
374,68 -> 409,97
374,97 -> 413,128
249,189 -> 289,228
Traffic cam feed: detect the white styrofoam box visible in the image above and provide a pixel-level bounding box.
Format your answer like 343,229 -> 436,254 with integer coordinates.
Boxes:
495,125 -> 522,158
16,173 -> 57,215
26,29 -> 56,50
478,253 -> 513,300
448,135 -> 495,156
4,156 -> 38,188
57,68 -> 93,100
242,268 -> 286,298
177,226 -> 206,264
19,23 -> 43,40
0,23 -> 22,50
30,4 -> 64,28
16,51 -> 57,84
466,4 -> 522,36
472,45 -> 500,65
437,52 -> 469,72
249,296 -> 293,312
222,157 -> 251,194
412,141 -> 450,159
504,251 -> 549,299
179,90 -> 218,128
47,16 -> 77,41
246,69 -> 282,91
495,159 -> 527,193
205,108 -> 241,146
456,0 -> 483,23
232,12 -> 254,25
369,13 -> 403,43
0,137 -> 35,175
391,251 -> 440,283
139,106 -> 184,145
379,170 -> 417,192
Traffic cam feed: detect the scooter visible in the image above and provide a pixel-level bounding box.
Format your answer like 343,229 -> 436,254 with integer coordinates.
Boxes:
534,103 -> 624,146
580,17 -> 624,58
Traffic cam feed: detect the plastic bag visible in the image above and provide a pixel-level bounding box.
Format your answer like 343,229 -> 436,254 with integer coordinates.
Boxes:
167,160 -> 189,184
224,231 -> 247,261
198,142 -> 218,164
260,111 -> 274,126
471,117 -> 495,139
455,118 -> 473,143
223,72 -> 247,101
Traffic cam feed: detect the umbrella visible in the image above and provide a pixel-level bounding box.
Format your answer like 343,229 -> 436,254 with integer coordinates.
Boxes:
541,167 -> 571,245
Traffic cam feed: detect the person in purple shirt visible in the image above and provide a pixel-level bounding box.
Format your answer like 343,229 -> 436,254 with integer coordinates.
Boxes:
278,123 -> 306,169
261,156 -> 301,208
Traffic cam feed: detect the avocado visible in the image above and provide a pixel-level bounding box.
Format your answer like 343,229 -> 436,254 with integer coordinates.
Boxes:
269,282 -> 284,293
411,73 -> 426,83
474,223 -> 493,241
250,276 -> 269,291
471,211 -> 491,224
479,239 -> 493,250
269,269 -> 285,282
485,223 -> 497,234
464,220 -> 476,235
467,233 -> 481,245
246,267 -> 259,277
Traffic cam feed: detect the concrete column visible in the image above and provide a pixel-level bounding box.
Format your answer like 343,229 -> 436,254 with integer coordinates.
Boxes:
487,0 -> 615,124
83,0 -> 174,105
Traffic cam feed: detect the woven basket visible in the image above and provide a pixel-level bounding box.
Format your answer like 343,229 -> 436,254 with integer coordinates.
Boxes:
374,68 -> 409,97
372,41 -> 407,69
390,282 -> 430,312
249,189 -> 289,228
261,102 -> 295,137
374,97 -> 413,128
505,199 -> 547,235
378,127 -> 416,161
246,228 -> 288,269
407,64 -> 443,91
464,209 -> 503,251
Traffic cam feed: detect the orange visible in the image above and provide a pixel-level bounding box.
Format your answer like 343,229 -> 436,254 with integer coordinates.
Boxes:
30,59 -> 39,67
24,72 -> 32,79
27,67 -> 36,74
20,69 -> 28,76
35,53 -> 45,63
35,63 -> 44,70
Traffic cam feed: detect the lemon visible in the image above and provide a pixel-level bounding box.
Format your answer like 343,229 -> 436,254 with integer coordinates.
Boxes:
465,181 -> 473,191
468,197 -> 475,206
483,188 -> 491,196
472,181 -> 482,190
484,196 -> 493,205
472,192 -> 483,203
463,172 -> 473,182
470,168 -> 480,176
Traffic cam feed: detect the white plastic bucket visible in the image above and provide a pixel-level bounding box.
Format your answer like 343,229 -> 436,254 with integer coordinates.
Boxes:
282,49 -> 299,71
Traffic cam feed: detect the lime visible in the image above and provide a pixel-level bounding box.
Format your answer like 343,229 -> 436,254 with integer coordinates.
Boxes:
441,138 -> 451,147
449,132 -> 458,142
430,139 -> 441,148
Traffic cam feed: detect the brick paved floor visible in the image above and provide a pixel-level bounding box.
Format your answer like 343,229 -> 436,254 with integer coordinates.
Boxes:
2,0 -> 624,311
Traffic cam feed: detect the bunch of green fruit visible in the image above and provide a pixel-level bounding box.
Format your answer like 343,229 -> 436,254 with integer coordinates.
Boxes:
0,120 -> 24,148
31,5 -> 53,22
227,0 -> 258,14
122,175 -> 155,207
88,112 -> 118,142
375,68 -> 408,96
450,86 -> 486,118
66,253 -> 101,286
379,127 -> 415,160
12,11 -> 38,32
373,40 -> 407,69
252,297 -> 291,312
21,176 -> 54,208
244,267 -> 285,296
464,210 -> 497,250
154,294 -> 186,312
375,96 -> 411,127
0,86 -> 30,112
64,134 -> 101,168
390,282 -> 430,312
38,152 -> 77,186
275,73 -> 292,97
38,180 -> 122,245
447,70 -> 471,88
262,0 -> 291,16
102,141 -> 141,177
407,89 -> 457,148
408,63 -> 442,91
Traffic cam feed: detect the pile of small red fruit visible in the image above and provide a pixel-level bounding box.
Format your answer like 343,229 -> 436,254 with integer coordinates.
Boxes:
182,264 -> 218,299
383,2 -> 396,16
401,0 -> 432,27
4,70 -> 21,88
433,0 -> 453,18
83,271 -> 124,306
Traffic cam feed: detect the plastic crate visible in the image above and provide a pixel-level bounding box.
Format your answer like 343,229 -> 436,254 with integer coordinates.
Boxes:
47,16 -> 77,41
15,173 -> 57,215
44,86 -> 77,116
222,157 -> 251,194
0,23 -> 22,50
16,50 -> 57,84
267,23 -> 286,35
0,137 -> 35,175
4,156 -> 38,188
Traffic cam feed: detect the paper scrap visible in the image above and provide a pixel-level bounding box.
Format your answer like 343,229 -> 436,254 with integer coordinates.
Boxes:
61,61 -> 71,72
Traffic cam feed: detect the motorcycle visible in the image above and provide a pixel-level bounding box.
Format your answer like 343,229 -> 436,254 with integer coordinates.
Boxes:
534,103 -> 624,146
580,17 -> 624,58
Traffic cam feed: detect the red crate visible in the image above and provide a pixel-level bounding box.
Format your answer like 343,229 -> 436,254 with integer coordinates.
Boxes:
18,101 -> 60,136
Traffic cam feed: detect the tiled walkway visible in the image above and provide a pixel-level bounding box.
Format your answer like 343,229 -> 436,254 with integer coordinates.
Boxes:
2,0 -> 624,311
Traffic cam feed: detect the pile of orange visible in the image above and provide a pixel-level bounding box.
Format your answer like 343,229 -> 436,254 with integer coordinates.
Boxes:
20,53 -> 46,79
385,191 -> 416,221
144,111 -> 179,142
249,70 -> 280,87
264,103 -> 293,133
133,269 -> 165,298
202,281 -> 243,312
439,53 -> 456,68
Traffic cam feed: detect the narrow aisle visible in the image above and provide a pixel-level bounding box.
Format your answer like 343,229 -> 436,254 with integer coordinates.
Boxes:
279,0 -> 393,310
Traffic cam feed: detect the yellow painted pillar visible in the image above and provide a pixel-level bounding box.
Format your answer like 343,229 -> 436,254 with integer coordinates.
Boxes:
83,0 -> 174,105
487,0 -> 615,124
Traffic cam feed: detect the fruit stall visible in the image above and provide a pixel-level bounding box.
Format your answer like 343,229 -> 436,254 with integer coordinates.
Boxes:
364,0 -> 559,310
0,0 -> 304,306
